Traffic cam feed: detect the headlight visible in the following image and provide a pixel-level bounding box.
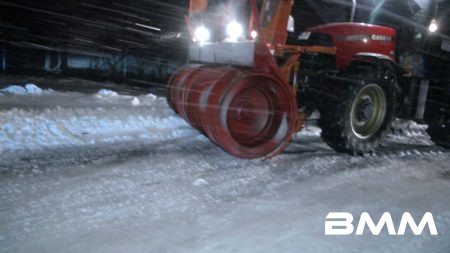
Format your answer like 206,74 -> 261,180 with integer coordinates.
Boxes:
194,26 -> 210,43
428,19 -> 438,33
226,21 -> 243,42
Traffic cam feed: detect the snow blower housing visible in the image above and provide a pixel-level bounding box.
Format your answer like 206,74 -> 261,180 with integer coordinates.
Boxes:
167,0 -> 449,158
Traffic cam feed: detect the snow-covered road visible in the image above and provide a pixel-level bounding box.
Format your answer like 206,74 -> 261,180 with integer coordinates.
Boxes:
1,86 -> 449,253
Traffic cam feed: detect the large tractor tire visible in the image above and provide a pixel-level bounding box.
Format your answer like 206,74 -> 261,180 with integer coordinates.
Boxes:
318,65 -> 397,154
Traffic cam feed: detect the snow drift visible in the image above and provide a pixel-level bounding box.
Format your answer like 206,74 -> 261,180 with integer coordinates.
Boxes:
1,84 -> 53,95
0,87 -> 193,155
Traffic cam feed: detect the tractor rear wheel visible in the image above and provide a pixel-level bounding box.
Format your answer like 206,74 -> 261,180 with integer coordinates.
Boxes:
318,65 -> 397,154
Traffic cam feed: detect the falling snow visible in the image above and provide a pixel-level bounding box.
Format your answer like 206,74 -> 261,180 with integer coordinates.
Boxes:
0,86 -> 449,253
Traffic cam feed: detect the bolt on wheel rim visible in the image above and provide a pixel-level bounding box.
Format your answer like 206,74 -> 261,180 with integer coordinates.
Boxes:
350,83 -> 387,139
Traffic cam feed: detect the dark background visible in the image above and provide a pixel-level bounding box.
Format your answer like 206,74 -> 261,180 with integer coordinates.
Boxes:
0,0 -> 442,86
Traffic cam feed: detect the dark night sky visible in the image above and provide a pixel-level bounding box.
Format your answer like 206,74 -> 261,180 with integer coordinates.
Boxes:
0,0 -> 431,44
0,0 -> 445,64
0,0 -> 189,56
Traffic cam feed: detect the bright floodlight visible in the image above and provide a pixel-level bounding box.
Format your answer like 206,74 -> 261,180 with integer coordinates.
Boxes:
226,20 -> 243,42
250,30 -> 258,40
194,26 -> 210,43
428,19 -> 438,33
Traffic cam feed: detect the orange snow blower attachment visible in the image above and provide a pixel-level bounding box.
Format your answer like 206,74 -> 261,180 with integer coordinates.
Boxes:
167,0 -> 297,159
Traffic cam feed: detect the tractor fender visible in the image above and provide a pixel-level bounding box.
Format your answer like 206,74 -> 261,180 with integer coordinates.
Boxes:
354,52 -> 394,62
352,53 -> 416,110
353,52 -> 406,77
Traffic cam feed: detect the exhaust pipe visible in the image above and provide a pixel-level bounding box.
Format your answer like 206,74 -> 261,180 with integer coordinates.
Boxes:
350,0 -> 357,22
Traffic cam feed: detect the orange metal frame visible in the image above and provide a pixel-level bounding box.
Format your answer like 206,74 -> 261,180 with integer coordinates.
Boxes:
186,0 -> 337,90
259,0 -> 292,47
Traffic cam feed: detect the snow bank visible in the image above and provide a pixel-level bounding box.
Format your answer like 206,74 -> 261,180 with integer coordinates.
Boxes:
1,85 -> 27,95
145,93 -> 158,99
96,89 -> 118,97
24,84 -> 43,95
131,97 -> 140,106
0,91 -> 194,154
0,84 -> 52,95
193,178 -> 209,187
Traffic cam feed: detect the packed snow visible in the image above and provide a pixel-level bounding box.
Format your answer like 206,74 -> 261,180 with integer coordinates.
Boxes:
95,88 -> 119,97
131,96 -> 140,106
1,84 -> 449,253
1,84 -> 53,95
0,87 -> 192,157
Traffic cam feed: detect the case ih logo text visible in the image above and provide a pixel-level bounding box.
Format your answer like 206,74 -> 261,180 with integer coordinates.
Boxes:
325,212 -> 438,235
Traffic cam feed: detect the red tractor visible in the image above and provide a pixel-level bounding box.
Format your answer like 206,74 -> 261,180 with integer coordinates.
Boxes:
167,0 -> 449,158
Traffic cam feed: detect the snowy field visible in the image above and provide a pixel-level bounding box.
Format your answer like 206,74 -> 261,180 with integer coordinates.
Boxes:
0,84 -> 449,253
